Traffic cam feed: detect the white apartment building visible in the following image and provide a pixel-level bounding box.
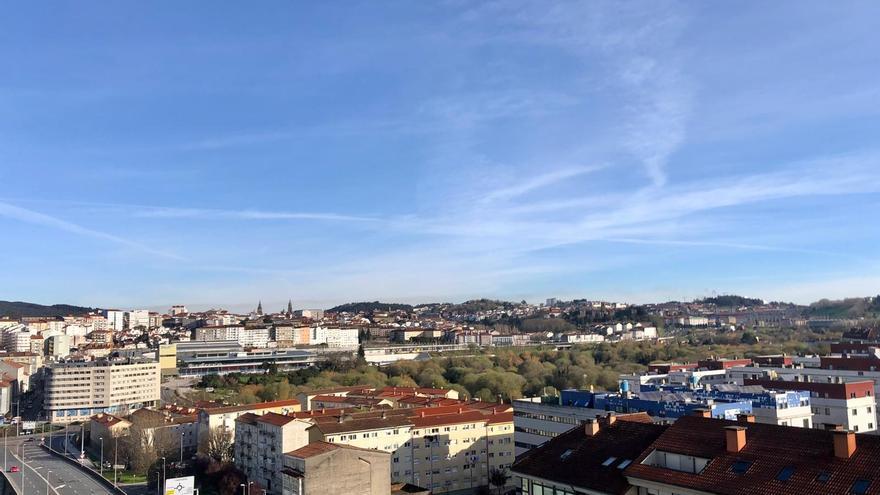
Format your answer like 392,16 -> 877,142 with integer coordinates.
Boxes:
742,377 -> 876,433
128,309 -> 151,329
234,412 -> 312,495
46,334 -> 72,358
512,398 -> 614,456
194,325 -> 270,348
44,358 -> 161,424
322,327 -> 359,348
3,326 -> 32,353
727,365 -> 880,432
105,310 -> 127,331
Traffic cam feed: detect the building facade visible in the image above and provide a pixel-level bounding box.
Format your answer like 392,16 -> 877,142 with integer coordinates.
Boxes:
44,358 -> 160,424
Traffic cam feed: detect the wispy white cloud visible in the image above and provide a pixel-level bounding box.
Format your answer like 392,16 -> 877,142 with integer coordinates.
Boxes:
132,206 -> 379,223
0,201 -> 183,260
482,165 -> 604,203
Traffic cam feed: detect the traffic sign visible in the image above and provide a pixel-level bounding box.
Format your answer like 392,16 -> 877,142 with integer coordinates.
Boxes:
165,476 -> 195,495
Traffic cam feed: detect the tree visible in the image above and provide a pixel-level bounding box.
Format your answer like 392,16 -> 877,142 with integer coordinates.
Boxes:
489,468 -> 510,494
202,427 -> 234,462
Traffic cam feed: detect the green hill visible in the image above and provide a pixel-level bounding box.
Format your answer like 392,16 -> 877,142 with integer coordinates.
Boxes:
329,301 -> 413,314
0,300 -> 97,318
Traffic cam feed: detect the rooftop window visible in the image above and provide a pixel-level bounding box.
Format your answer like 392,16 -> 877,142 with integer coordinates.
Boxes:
730,460 -> 752,475
851,480 -> 871,495
816,472 -> 831,483
617,459 -> 632,469
559,449 -> 573,461
775,467 -> 795,481
602,456 -> 618,466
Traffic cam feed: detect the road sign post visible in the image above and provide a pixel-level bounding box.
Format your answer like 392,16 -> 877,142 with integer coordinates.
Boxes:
165,476 -> 195,495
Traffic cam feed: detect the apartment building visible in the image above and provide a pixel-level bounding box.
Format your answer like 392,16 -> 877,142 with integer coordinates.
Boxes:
194,325 -> 270,348
196,398 -> 302,445
727,365 -> 880,430
745,378 -> 876,433
512,397 -> 614,456
232,400 -> 514,494
281,442 -> 391,495
44,357 -> 160,424
234,412 -> 312,495
307,405 -> 515,494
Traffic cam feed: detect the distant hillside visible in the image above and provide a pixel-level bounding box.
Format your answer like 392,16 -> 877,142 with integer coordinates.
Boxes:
0,301 -> 97,318
697,295 -> 763,307
446,299 -> 516,313
329,301 -> 413,314
806,296 -> 880,319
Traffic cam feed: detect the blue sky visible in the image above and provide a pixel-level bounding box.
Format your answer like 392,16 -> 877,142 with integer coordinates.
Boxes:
2,1 -> 879,311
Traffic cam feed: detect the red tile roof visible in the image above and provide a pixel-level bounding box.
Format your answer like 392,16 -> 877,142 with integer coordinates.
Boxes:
202,398 -> 300,416
625,415 -> 880,495
513,415 -> 668,495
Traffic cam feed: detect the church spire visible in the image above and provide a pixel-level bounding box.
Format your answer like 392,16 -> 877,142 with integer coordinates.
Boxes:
287,299 -> 293,315
256,300 -> 263,315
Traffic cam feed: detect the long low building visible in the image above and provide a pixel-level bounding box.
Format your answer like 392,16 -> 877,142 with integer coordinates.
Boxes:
45,357 -> 160,424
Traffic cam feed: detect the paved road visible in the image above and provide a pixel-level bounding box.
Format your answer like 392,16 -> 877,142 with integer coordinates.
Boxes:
1,436 -> 115,495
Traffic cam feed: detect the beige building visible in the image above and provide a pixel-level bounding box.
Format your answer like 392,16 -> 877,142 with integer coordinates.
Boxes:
307,405 -> 515,494
89,413 -> 133,445
234,412 -> 312,495
45,358 -> 160,424
281,441 -> 390,495
158,343 -> 178,376
196,398 -> 302,445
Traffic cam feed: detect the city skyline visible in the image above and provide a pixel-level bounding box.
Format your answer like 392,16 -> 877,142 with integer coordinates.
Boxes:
2,2 -> 880,309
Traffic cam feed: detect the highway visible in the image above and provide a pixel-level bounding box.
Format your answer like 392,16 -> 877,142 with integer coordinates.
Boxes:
1,435 -> 115,495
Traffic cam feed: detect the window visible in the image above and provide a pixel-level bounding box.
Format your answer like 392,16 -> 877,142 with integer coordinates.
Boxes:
816,472 -> 831,483
851,480 -> 871,495
776,467 -> 795,481
731,460 -> 752,474
618,459 -> 632,469
559,449 -> 573,461
602,456 -> 618,466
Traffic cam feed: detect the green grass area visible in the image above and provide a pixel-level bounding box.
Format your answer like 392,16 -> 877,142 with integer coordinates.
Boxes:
104,471 -> 147,484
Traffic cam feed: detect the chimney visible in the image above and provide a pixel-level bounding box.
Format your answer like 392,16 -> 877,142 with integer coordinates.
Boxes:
420,411 -> 426,418
725,426 -> 747,453
584,419 -> 600,436
692,408 -> 711,418
833,429 -> 857,459
737,413 -> 756,424
606,412 -> 616,426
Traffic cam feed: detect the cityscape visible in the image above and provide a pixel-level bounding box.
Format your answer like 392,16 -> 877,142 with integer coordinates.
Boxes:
3,2 -> 880,495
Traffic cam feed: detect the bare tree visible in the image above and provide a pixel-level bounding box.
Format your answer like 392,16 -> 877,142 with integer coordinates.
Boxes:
203,427 -> 234,463
119,411 -> 177,474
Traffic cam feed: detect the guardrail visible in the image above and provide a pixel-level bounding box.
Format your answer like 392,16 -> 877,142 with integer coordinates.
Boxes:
41,444 -> 128,495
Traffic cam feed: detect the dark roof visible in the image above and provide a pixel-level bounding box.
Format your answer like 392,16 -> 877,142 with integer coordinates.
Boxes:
513,416 -> 668,495
625,415 -> 880,495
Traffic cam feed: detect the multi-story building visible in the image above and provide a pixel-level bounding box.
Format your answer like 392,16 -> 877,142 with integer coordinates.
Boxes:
745,378 -> 876,433
128,309 -> 151,329
281,442 -> 391,495
44,357 -> 160,424
196,398 -> 302,445
46,334 -> 71,358
234,412 -> 312,495
105,310 -> 127,331
513,397 -> 615,456
231,397 -> 513,495
3,326 -> 33,353
194,325 -> 270,348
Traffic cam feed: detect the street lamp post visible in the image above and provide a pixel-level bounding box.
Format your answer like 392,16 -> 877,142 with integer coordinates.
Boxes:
114,437 -> 119,487
46,470 -> 52,495
162,456 -> 167,495
99,437 -> 104,476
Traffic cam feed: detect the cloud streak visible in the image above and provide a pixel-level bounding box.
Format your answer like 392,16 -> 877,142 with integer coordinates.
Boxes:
0,201 -> 183,260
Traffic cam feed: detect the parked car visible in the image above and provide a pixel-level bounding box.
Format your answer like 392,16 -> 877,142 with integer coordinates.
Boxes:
9,466 -> 19,473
